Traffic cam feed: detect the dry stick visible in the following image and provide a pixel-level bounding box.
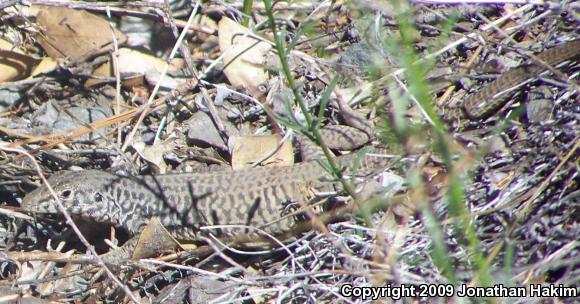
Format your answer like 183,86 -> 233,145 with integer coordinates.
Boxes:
473,137 -> 580,286
28,0 -> 164,10
37,242 -> 68,295
518,241 -> 577,284
6,78 -> 198,159
0,125 -> 35,139
1,262 -> 90,286
208,1 -> 321,14
139,259 -> 243,282
197,236 -> 249,275
105,6 -> 123,147
515,137 -> 579,223
0,0 -> 17,10
198,224 -> 301,275
56,106 -> 135,170
7,103 -> 141,148
416,4 -> 533,65
469,188 -> 533,217
120,5 -> 199,152
7,249 -> 119,265
162,1 -> 228,141
193,58 -> 227,138
437,45 -> 483,108
1,147 -> 141,303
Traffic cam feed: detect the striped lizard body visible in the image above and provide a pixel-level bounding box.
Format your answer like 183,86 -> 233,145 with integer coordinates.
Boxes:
21,147 -> 390,241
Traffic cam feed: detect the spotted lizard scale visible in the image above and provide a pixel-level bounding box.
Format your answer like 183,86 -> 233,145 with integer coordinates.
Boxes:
21,147 -> 390,240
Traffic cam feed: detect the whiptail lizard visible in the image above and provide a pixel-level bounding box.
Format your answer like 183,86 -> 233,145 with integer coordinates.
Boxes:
20,40 -> 580,248
461,39 -> 580,119
21,147 -> 390,241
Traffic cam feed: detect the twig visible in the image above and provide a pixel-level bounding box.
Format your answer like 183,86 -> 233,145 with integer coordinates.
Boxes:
105,6 -> 123,147
121,4 -> 199,151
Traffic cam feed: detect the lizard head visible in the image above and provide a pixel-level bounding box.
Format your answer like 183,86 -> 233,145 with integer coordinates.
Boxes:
21,170 -> 122,227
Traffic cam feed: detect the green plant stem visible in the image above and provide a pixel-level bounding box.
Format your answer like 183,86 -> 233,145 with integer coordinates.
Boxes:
242,0 -> 253,27
262,0 -> 360,203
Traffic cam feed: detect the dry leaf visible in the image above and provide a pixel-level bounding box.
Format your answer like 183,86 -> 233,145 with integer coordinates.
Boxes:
133,218 -> 180,259
133,138 -> 175,173
218,18 -> 271,96
230,135 -> 293,170
35,5 -> 126,62
0,38 -> 39,82
27,57 -> 57,79
86,48 -> 182,88
337,82 -> 373,104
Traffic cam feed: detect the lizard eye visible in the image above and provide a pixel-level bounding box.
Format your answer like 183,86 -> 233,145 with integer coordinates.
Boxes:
94,192 -> 104,202
60,189 -> 73,199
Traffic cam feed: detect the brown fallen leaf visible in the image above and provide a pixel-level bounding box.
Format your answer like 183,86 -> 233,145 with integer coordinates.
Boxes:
27,56 -> 57,79
230,135 -> 294,170
218,18 -> 271,97
85,48 -> 184,88
34,5 -> 127,62
133,218 -> 180,259
132,138 -> 176,174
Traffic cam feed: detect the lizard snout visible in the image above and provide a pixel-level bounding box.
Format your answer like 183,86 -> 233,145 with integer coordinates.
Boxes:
21,186 -> 60,214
